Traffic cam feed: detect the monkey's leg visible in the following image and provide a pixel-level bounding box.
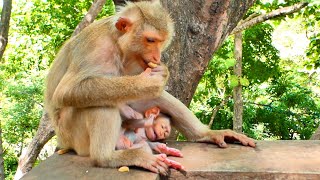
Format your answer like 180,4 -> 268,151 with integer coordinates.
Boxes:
87,107 -> 171,175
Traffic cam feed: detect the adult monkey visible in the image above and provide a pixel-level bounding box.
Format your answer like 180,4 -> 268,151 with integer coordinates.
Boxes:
45,0 -> 255,175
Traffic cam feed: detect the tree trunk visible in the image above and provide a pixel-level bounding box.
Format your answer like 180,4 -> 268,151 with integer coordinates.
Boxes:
233,32 -> 243,133
0,0 -> 12,61
161,0 -> 255,106
311,126 -> 320,140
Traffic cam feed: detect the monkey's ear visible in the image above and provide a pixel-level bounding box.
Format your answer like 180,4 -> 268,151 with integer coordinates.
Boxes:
115,17 -> 132,32
145,107 -> 160,118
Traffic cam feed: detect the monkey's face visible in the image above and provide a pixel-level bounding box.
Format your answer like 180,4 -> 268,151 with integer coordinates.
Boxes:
130,30 -> 167,70
145,116 -> 171,141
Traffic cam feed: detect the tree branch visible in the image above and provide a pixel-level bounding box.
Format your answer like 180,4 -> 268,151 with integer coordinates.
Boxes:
208,96 -> 230,128
232,2 -> 308,34
72,0 -> 107,36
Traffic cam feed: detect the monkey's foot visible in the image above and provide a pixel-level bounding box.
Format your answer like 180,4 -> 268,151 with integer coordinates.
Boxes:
138,153 -> 170,176
158,144 -> 183,157
163,157 -> 185,171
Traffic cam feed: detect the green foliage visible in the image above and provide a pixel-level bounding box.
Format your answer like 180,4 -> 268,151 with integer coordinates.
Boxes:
191,0 -> 320,141
3,149 -> 18,179
0,0 -> 115,178
243,23 -> 280,84
2,75 -> 43,145
303,3 -> 320,68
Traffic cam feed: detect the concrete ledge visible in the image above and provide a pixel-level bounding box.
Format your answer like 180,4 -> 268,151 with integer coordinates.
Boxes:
22,140 -> 320,180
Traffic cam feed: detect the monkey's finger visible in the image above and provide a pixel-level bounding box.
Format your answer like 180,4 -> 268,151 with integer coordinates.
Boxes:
163,158 -> 185,170
221,130 -> 255,147
150,65 -> 164,71
234,134 -> 256,147
155,161 -> 169,175
146,164 -> 164,175
133,112 -> 144,119
212,135 -> 228,148
166,147 -> 183,157
151,158 -> 169,176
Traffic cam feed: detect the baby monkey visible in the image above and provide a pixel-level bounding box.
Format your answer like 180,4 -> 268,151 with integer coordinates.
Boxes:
118,107 -> 184,170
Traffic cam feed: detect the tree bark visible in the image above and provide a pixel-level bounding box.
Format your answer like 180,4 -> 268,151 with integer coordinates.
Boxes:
14,1 -> 108,179
161,0 -> 255,106
0,0 -> 12,61
232,32 -> 243,133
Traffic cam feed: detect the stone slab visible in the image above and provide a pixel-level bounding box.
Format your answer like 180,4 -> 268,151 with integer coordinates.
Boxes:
167,140 -> 320,180
22,152 -> 159,180
22,140 -> 320,180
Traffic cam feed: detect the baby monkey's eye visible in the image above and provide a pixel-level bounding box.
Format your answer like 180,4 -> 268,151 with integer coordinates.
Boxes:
146,37 -> 156,43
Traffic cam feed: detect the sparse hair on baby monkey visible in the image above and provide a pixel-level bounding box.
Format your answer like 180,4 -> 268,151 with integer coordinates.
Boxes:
45,0 -> 177,175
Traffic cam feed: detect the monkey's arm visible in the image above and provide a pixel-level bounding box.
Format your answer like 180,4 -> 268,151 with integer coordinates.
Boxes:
122,119 -> 146,129
133,91 -> 256,148
51,69 -> 166,108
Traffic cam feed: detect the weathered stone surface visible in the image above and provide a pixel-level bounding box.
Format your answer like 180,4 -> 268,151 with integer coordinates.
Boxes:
167,140 -> 320,180
22,141 -> 320,180
22,152 -> 159,180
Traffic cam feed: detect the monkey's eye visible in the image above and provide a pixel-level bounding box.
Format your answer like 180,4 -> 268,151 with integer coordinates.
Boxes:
146,37 -> 156,43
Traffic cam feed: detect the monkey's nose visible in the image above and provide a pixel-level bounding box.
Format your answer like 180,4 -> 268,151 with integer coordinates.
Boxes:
153,54 -> 161,64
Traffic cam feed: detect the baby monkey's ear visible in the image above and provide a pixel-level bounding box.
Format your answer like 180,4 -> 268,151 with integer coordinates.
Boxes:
145,107 -> 160,118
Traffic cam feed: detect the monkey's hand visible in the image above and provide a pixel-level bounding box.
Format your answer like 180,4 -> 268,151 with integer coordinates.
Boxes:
162,155 -> 185,171
149,142 -> 183,157
140,65 -> 169,87
141,154 -> 185,175
144,115 -> 154,127
150,64 -> 169,83
116,135 -> 133,150
197,129 -> 256,148
140,68 -> 152,77
119,104 -> 144,120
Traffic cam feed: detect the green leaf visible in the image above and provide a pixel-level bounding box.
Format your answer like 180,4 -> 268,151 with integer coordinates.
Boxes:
229,75 -> 239,88
240,77 -> 250,86
225,58 -> 236,68
306,64 -> 313,70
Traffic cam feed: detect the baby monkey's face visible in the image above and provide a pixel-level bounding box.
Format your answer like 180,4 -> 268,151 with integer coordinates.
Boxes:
145,116 -> 171,141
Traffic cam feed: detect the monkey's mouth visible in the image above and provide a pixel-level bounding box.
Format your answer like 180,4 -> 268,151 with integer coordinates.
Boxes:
146,127 -> 158,141
141,59 -> 150,70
